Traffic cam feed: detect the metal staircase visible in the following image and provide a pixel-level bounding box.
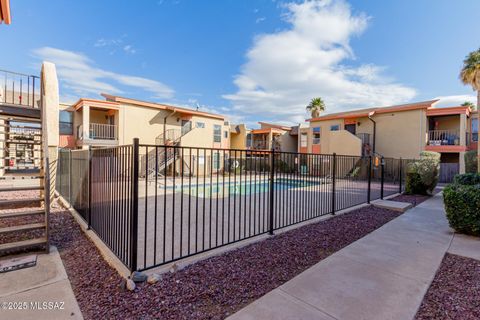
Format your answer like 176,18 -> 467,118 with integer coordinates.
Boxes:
143,124 -> 194,179
0,70 -> 50,256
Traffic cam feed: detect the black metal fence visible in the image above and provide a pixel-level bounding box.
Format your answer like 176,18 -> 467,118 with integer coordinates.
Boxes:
56,140 -> 413,272
0,69 -> 40,108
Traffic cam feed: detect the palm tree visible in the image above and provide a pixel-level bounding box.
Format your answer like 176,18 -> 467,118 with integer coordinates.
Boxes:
460,48 -> 480,172
306,97 -> 326,118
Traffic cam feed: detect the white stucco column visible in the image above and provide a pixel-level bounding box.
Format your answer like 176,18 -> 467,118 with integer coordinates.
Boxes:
82,104 -> 90,140
459,151 -> 466,174
41,61 -> 59,201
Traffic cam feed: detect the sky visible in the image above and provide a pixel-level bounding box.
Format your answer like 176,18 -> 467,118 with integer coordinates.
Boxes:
1,0 -> 479,127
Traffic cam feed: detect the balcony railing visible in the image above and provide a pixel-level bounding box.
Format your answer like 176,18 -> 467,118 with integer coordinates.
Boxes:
78,123 -> 118,140
0,69 -> 40,108
427,130 -> 461,146
155,123 -> 194,145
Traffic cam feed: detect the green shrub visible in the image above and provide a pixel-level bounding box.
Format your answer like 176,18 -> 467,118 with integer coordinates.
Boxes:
465,150 -> 478,173
444,182 -> 480,236
405,151 -> 440,195
453,173 -> 480,185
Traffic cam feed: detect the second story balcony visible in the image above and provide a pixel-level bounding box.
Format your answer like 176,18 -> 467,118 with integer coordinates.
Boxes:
78,123 -> 118,142
427,129 -> 461,146
0,69 -> 41,119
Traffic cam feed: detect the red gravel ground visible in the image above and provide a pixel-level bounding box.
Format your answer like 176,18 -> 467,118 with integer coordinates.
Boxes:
391,188 -> 441,206
50,201 -> 404,320
415,253 -> 480,320
390,193 -> 431,206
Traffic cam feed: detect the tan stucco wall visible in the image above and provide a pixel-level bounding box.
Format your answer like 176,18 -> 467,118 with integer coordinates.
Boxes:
180,116 -> 230,149
278,132 -> 297,152
118,104 -> 167,145
308,109 -> 427,159
433,115 -> 460,131
230,124 -> 247,150
89,109 -> 111,124
374,109 -> 426,159
326,130 -> 362,156
117,103 -> 229,149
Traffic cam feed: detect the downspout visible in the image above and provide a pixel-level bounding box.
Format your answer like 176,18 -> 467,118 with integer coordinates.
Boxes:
368,111 -> 376,154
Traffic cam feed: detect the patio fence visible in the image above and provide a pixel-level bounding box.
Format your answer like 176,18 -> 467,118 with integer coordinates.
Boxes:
56,139 -> 413,272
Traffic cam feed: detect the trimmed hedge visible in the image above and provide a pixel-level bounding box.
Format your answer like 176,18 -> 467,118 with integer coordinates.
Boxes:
453,173 -> 480,185
444,173 -> 480,236
465,150 -> 478,173
405,151 -> 440,195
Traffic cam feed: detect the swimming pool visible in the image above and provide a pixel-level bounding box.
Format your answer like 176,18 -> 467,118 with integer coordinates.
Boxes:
164,178 -> 326,198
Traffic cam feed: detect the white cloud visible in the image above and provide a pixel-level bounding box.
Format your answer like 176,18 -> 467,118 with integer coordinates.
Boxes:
94,38 -> 122,48
433,94 -> 477,108
256,17 -> 266,24
224,0 -> 416,124
123,45 -> 136,54
32,47 -> 174,100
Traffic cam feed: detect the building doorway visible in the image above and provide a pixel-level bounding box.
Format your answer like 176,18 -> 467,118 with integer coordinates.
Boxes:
345,124 -> 356,135
439,153 -> 459,183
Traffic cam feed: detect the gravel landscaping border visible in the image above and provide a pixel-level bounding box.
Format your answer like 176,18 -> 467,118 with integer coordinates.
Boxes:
50,198 -> 406,320
391,187 -> 441,206
415,253 -> 480,320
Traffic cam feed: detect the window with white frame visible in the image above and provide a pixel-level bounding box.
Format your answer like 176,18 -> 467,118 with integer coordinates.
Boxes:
59,110 -> 73,135
196,122 -> 205,128
312,127 -> 321,144
330,124 -> 340,131
300,132 -> 308,147
213,124 -> 222,142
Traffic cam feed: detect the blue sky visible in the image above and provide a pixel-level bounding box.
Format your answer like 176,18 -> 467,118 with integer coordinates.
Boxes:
2,0 -> 479,126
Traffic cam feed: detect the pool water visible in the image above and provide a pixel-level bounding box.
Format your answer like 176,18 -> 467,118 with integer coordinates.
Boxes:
165,178 -> 325,198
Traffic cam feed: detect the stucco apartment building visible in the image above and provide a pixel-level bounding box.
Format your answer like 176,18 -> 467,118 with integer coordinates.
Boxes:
230,122 -> 298,153
299,100 -> 478,178
58,94 -> 230,150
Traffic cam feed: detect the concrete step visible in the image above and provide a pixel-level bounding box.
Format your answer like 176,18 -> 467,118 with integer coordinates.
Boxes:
0,197 -> 43,209
372,199 -> 413,212
0,209 -> 45,219
0,237 -> 47,253
0,222 -> 45,234
0,175 -> 44,180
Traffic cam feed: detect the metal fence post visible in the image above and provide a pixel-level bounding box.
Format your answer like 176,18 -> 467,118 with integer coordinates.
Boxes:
332,153 -> 336,215
380,156 -> 385,199
399,158 -> 402,194
268,147 -> 275,235
131,138 -> 140,271
367,155 -> 372,204
68,149 -> 72,206
87,145 -> 92,230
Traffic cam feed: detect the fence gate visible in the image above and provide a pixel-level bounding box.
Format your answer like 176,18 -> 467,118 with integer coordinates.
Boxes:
439,162 -> 459,183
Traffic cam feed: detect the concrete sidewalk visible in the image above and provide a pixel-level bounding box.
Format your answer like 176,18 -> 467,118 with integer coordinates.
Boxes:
0,247 -> 83,320
229,193 -> 457,320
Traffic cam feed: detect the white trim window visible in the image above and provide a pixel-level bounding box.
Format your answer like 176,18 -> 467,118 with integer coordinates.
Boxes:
196,122 -> 205,128
300,132 -> 308,147
213,124 -> 222,143
312,127 -> 321,144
